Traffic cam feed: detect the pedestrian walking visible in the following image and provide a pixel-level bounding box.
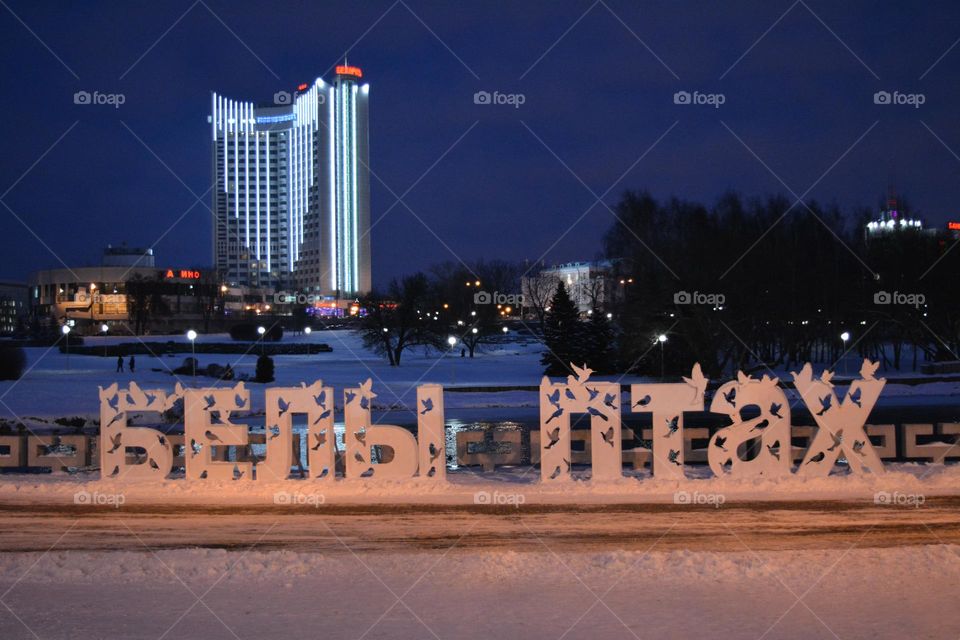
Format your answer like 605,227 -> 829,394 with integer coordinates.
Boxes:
116,355 -> 124,373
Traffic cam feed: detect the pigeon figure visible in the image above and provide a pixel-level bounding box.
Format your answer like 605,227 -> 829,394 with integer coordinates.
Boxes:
586,387 -> 600,401
106,411 -> 125,428
277,397 -> 291,416
144,391 -> 158,407
668,449 -> 681,466
722,387 -> 737,407
545,406 -> 564,424
353,451 -> 365,464
544,427 -> 561,449
268,424 -> 281,440
603,393 -> 617,410
233,466 -> 244,480
601,426 -> 615,447
564,388 -> 576,401
586,406 -> 608,422
714,436 -> 728,452
108,465 -> 120,477
682,363 -> 709,401
203,394 -> 216,410
633,394 -> 652,408
749,419 -> 770,433
860,359 -> 880,381
125,392 -> 137,406
313,390 -> 327,407
313,409 -> 331,423
820,370 -> 835,387
826,430 -> 843,452
816,395 -> 832,416
766,442 -> 780,461
848,387 -> 862,408
107,433 -> 123,454
806,451 -> 826,465
571,363 -> 594,383
148,458 -> 160,470
354,431 -> 366,445
358,379 -> 376,410
205,430 -> 221,442
157,435 -> 166,446
106,393 -> 120,413
549,465 -> 563,480
345,390 -> 357,405
769,402 -> 783,419
311,432 -> 326,450
852,440 -> 866,455
420,398 -> 434,414
199,470 -> 208,479
429,442 -> 441,463
235,393 -> 247,408
664,416 -> 680,437
546,389 -> 561,406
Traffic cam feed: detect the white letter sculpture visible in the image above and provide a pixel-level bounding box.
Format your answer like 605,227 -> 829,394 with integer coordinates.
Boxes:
630,364 -> 707,477
344,379 -> 419,479
99,382 -> 182,480
708,372 -> 792,477
540,364 -> 622,482
792,360 -> 885,476
260,381 -> 333,482
184,382 -> 251,481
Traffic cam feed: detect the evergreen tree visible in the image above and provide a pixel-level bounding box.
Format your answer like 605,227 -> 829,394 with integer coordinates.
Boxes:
255,355 -> 275,383
584,307 -> 616,374
541,281 -> 585,376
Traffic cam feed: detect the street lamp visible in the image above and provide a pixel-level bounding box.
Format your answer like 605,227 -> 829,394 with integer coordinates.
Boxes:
62,324 -> 71,369
257,325 -> 266,355
502,326 -> 509,334
304,326 -> 312,335
840,331 -> 850,375
447,336 -> 458,383
100,323 -> 109,357
186,329 -> 197,377
657,333 -> 667,378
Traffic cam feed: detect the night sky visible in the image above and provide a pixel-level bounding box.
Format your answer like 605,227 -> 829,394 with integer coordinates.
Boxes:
2,0 -> 959,287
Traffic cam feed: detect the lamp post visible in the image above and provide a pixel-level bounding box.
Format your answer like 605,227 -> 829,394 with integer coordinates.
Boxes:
657,334 -> 667,378
186,329 -> 197,377
304,326 -> 312,336
447,336 -> 458,384
840,331 -> 850,375
100,323 -> 108,357
257,325 -> 266,356
62,324 -> 71,369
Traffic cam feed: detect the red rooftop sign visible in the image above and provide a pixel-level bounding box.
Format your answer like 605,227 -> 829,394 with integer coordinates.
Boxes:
335,65 -> 363,78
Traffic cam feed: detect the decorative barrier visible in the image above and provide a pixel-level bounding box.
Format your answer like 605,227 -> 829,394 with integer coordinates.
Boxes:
0,359 -> 956,479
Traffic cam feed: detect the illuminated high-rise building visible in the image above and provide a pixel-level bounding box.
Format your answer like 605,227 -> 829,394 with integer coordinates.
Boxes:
209,64 -> 371,300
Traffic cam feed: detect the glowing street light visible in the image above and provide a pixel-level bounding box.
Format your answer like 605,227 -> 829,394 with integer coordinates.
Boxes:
840,331 -> 850,375
657,333 -> 667,378
502,326 -> 509,333
186,329 -> 197,377
257,326 -> 266,355
447,336 -> 457,347
304,326 -> 312,335
62,324 -> 72,368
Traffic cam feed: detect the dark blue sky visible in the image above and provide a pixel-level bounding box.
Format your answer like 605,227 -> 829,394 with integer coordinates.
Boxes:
2,0 -> 959,287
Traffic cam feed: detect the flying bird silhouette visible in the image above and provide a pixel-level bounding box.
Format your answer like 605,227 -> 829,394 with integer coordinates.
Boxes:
860,359 -> 880,380
544,427 -> 561,449
816,395 -> 832,416
603,393 -> 617,410
276,397 -> 291,416
420,398 -> 434,414
148,458 -> 160,470
203,394 -> 216,410
106,393 -> 120,413
769,402 -> 783,419
601,426 -> 615,447
668,449 -> 681,465
268,424 -> 281,440
157,435 -> 166,446
852,440 -> 866,455
546,389 -> 561,406
345,390 -> 357,405
313,409 -> 331,423
311,431 -> 326,450
354,431 -> 366,445
108,465 -> 120,477
826,430 -> 843,452
766,442 -> 780,461
233,466 -> 245,480
571,363 -> 594,383
429,442 -> 441,463
586,387 -> 600,401
848,387 -> 862,408
714,436 -> 728,452
205,430 -> 221,442
107,433 -> 122,453
144,391 -> 158,407
722,387 -> 737,406
235,393 -> 247,408
806,451 -> 826,465
664,415 -> 680,436
313,390 -> 327,407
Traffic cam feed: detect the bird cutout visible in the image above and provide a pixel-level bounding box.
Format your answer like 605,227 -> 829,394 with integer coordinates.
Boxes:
148,458 -> 159,470
682,363 -> 709,402
766,442 -> 781,461
770,402 -> 783,419
313,390 -> 327,407
345,390 -> 357,405
749,419 -> 770,433
633,394 -> 651,408
203,394 -> 216,410
586,387 -> 600,401
544,427 -> 561,449
668,449 -> 682,465
603,393 -> 617,410
313,409 -> 331,424
268,424 -> 281,440
722,387 -> 737,406
311,431 -> 327,450
546,389 -> 561,406
806,451 -> 826,465
199,470 -> 208,479
420,398 -> 434,415
816,395 -> 832,416
358,378 -> 376,410
549,465 -> 563,480
107,433 -> 122,453
235,393 -> 247,408
563,458 -> 571,472
233,465 -> 244,480
820,370 -> 835,388
860,359 -> 880,381
545,406 -> 564,424
210,412 -> 224,425
125,392 -> 136,406
205,430 -> 221,442
277,397 -> 290,416
564,388 -> 576,401
144,391 -> 158,407
571,363 -> 594,384
586,406 -> 608,422
190,440 -> 202,457
852,440 -> 866,455
601,426 -> 615,447
106,393 -> 120,413
714,436 -> 728,452
665,416 -> 680,436
826,430 -> 843,452
106,411 -> 125,428
428,442 -> 441,463
848,387 -> 862,408
353,451 -> 365,464
354,431 -> 366,445
157,435 -> 166,446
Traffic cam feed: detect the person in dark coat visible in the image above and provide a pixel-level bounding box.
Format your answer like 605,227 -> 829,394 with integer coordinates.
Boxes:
128,355 -> 135,373
116,355 -> 124,372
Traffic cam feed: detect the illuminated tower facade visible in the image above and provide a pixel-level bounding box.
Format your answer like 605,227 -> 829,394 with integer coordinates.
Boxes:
210,65 -> 371,300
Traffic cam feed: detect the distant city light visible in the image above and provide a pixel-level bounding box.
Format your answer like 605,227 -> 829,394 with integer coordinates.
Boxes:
186,329 -> 197,341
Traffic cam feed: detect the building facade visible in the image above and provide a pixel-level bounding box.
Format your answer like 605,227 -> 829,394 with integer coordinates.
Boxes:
0,282 -> 30,335
210,65 -> 371,303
